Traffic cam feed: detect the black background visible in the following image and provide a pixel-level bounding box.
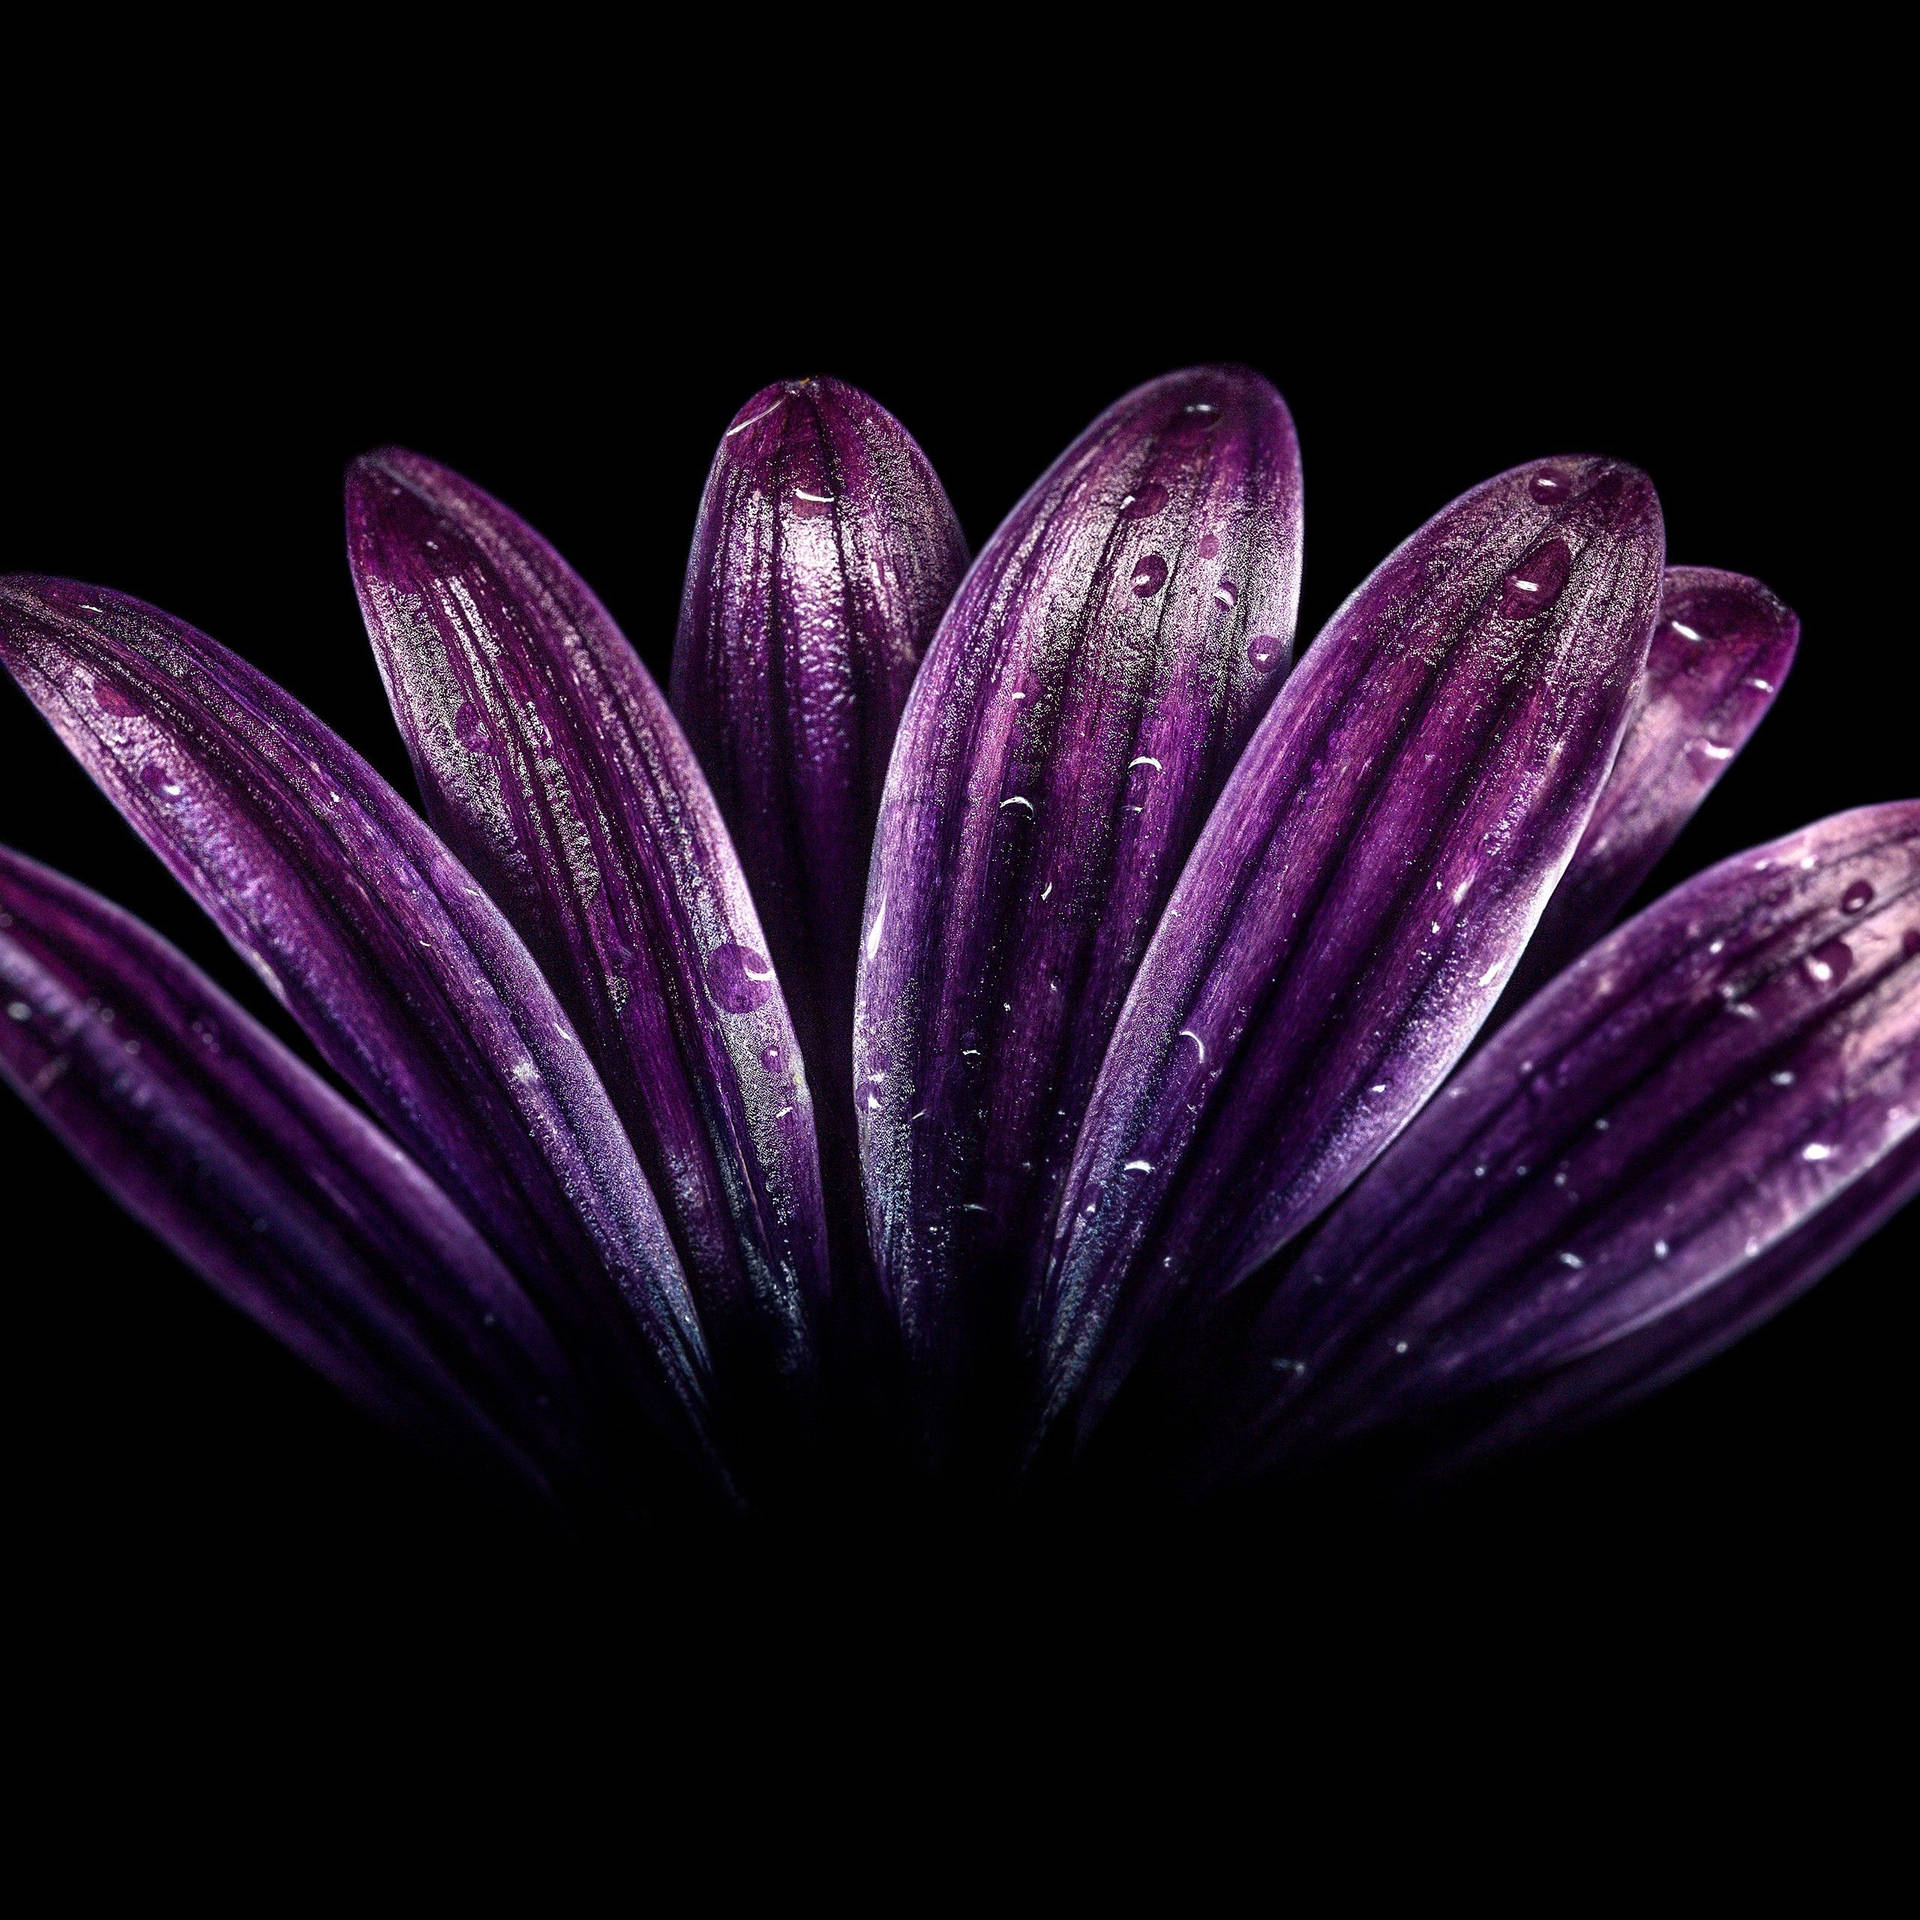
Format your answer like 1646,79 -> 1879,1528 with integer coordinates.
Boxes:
2,157 -> 1907,1718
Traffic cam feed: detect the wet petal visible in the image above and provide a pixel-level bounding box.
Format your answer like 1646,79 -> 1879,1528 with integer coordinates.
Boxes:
1037,457 -> 1665,1445
1236,801 -> 1920,1473
347,451 -> 828,1405
1495,565 -> 1797,1014
0,847 -> 587,1501
1431,1128 -> 1920,1472
672,377 -> 967,1130
852,367 -> 1303,1440
0,576 -> 715,1470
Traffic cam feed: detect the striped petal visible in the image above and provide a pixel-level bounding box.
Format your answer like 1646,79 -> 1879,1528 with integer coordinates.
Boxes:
672,377 -> 967,1132
852,367 -> 1303,1448
1037,457 -> 1665,1447
0,847 -> 587,1502
1234,801 -> 1920,1475
346,452 -> 828,1411
1495,565 -> 1797,1015
0,576 -> 715,1472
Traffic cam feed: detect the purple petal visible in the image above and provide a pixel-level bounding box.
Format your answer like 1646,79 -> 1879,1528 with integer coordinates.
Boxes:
672,378 -> 967,1131
1037,457 -> 1665,1445
1430,1128 -> 1920,1473
0,575 -> 714,1466
0,847 -> 587,1501
1494,565 -> 1798,1015
1236,801 -> 1920,1474
852,368 -> 1303,1432
346,452 -> 828,1399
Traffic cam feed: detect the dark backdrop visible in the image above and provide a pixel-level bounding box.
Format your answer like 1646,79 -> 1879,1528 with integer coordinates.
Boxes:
2,202 -> 1906,1697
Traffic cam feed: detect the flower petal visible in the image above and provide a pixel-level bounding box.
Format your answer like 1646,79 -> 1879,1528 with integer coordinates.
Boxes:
1036,457 -> 1665,1445
0,847 -> 587,1501
346,451 -> 829,1404
672,377 -> 967,1131
1494,565 -> 1797,1015
1430,1128 -> 1920,1472
852,367 -> 1303,1437
0,576 -> 715,1468
1234,800 -> 1920,1474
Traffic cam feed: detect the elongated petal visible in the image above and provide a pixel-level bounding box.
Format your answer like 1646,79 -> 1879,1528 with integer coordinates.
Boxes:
1235,801 -> 1920,1473
347,452 -> 828,1405
1495,565 -> 1797,1013
854,368 -> 1303,1435
672,377 -> 968,1129
1038,457 -> 1665,1445
0,576 -> 714,1468
0,848 -> 585,1500
1431,1128 -> 1920,1472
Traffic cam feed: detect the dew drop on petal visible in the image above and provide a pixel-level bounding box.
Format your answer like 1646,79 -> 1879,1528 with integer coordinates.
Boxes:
1528,470 -> 1569,503
1197,533 -> 1220,559
1841,880 -> 1875,913
1131,554 -> 1169,597
1213,580 -> 1238,611
1498,538 -> 1572,618
1118,481 -> 1169,521
454,702 -> 492,751
1247,635 -> 1282,670
759,1043 -> 784,1074
706,942 -> 775,1013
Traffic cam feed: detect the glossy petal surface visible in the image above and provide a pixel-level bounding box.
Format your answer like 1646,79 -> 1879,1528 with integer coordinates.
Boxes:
1038,457 -> 1665,1442
673,377 -> 967,1128
1236,802 -> 1920,1471
0,848 -> 585,1499
1496,565 -> 1797,1013
347,452 -> 828,1403
853,367 -> 1303,1432
0,576 -> 713,1464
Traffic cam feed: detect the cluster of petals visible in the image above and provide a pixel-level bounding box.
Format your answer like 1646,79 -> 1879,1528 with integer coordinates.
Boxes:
2,367 -> 1913,1520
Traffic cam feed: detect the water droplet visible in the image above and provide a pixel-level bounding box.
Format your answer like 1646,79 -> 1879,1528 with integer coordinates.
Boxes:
1130,553 -> 1169,597
1000,794 -> 1035,817
1123,1159 -> 1155,1174
1213,580 -> 1238,611
759,1043 -> 784,1074
1802,1142 -> 1834,1161
1654,1239 -> 1670,1259
453,702 -> 491,751
1528,469 -> 1569,503
92,677 -> 141,717
1558,1251 -> 1584,1269
1499,538 -> 1572,619
706,942 -> 775,1013
1772,1070 -> 1796,1087
1669,620 -> 1703,642
1804,937 -> 1853,989
1841,880 -> 1875,913
1247,636 -> 1282,670
6,1000 -> 31,1022
791,486 -> 836,519
1197,533 -> 1220,560
1118,481 -> 1168,521
139,762 -> 183,799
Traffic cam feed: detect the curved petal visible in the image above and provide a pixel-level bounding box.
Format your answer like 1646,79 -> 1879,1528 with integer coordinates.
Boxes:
1493,565 -> 1798,1017
0,847 -> 588,1502
1037,457 -> 1665,1447
854,367 -> 1303,1444
1233,800 -> 1920,1475
671,377 -> 967,1132
1430,1128 -> 1920,1473
346,453 -> 828,1407
0,576 -> 715,1472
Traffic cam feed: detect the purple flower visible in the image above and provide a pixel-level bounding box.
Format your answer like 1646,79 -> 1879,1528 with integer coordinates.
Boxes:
1,368 -> 1912,1519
